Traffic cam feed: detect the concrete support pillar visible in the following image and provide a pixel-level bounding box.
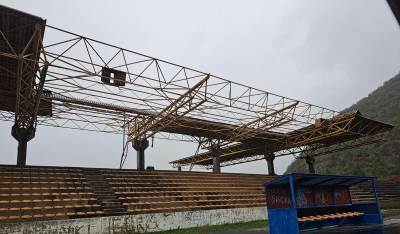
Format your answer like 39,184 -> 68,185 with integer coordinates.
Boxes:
132,138 -> 149,171
16,140 -> 28,166
306,155 -> 315,174
11,64 -> 47,167
211,146 -> 221,173
264,153 -> 276,176
12,125 -> 35,167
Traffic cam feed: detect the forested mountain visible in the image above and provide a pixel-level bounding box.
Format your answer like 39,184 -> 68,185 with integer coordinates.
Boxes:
286,73 -> 400,177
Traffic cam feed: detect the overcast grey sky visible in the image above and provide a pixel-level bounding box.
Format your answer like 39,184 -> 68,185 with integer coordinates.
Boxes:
1,0 -> 399,174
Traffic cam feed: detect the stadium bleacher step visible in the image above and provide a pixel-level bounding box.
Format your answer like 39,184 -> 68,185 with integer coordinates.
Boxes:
83,169 -> 127,216
103,208 -> 127,216
97,195 -> 118,200
1,165 -> 399,224
350,179 -> 400,204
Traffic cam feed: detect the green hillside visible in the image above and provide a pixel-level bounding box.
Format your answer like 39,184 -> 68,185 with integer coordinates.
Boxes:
286,73 -> 400,177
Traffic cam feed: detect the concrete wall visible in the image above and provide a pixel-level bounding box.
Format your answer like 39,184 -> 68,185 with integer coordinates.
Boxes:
0,207 -> 267,234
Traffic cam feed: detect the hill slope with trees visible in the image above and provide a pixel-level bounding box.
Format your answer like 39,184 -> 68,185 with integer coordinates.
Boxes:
286,73 -> 400,177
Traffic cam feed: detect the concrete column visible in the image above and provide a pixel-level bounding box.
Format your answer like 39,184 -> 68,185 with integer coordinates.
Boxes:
211,146 -> 221,173
264,153 -> 276,176
11,64 -> 47,167
306,155 -> 315,174
132,138 -> 149,171
16,140 -> 27,167
12,125 -> 35,167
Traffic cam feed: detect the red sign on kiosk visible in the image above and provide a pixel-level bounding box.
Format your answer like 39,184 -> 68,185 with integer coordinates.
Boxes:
315,188 -> 334,206
266,187 -> 292,208
334,187 -> 352,205
296,187 -> 314,207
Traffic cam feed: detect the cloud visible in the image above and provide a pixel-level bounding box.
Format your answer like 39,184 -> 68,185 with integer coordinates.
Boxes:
1,0 -> 399,174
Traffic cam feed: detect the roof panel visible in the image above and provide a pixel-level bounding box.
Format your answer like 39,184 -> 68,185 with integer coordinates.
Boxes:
265,173 -> 373,187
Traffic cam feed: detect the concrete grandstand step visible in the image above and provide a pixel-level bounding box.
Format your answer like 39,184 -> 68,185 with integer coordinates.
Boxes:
96,195 -> 119,200
351,194 -> 375,197
0,165 -> 272,223
101,200 -> 122,206
1,164 -> 397,225
103,207 -> 127,215
94,193 -> 119,197
82,169 -> 127,216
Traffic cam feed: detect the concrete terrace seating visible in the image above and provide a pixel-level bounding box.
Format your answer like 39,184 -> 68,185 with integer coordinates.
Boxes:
0,165 -> 273,223
350,177 -> 400,203
0,166 -> 103,223
389,176 -> 400,183
101,169 -> 274,214
1,164 -> 399,224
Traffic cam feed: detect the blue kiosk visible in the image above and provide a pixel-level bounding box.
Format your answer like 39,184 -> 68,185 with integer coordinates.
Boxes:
264,173 -> 382,234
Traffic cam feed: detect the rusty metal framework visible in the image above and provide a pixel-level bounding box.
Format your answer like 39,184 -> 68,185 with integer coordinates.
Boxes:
36,25 -> 338,138
387,0 -> 400,26
0,6 -> 51,165
127,75 -> 209,141
171,111 -> 393,168
1,24 -> 340,138
0,5 -> 394,169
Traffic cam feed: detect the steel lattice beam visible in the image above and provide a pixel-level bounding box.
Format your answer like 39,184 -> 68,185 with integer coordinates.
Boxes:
0,6 -> 48,166
223,101 -> 298,144
170,111 -> 393,168
127,75 -> 209,141
387,0 -> 400,26
0,5 -> 394,169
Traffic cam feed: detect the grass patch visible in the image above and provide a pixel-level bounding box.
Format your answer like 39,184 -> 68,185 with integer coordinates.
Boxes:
151,220 -> 267,234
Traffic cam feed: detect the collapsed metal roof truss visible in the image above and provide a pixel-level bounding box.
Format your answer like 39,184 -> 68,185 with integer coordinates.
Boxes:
0,5 -> 393,169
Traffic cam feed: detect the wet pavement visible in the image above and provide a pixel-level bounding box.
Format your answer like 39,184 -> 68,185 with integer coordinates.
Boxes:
212,212 -> 400,234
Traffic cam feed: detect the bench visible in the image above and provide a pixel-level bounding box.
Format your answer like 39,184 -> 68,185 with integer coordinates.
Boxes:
0,172 -> 84,177
0,192 -> 94,197
298,211 -> 364,222
0,187 -> 92,193
0,174 -> 85,181
108,181 -> 263,186
0,181 -> 87,185
0,204 -> 101,212
0,197 -> 96,205
106,177 -> 268,182
127,202 -> 266,214
264,173 -> 383,234
0,166 -> 275,223
0,210 -> 104,222
123,197 -> 264,207
103,173 -> 271,180
112,185 -> 262,190
119,193 -> 264,202
115,190 -> 263,197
